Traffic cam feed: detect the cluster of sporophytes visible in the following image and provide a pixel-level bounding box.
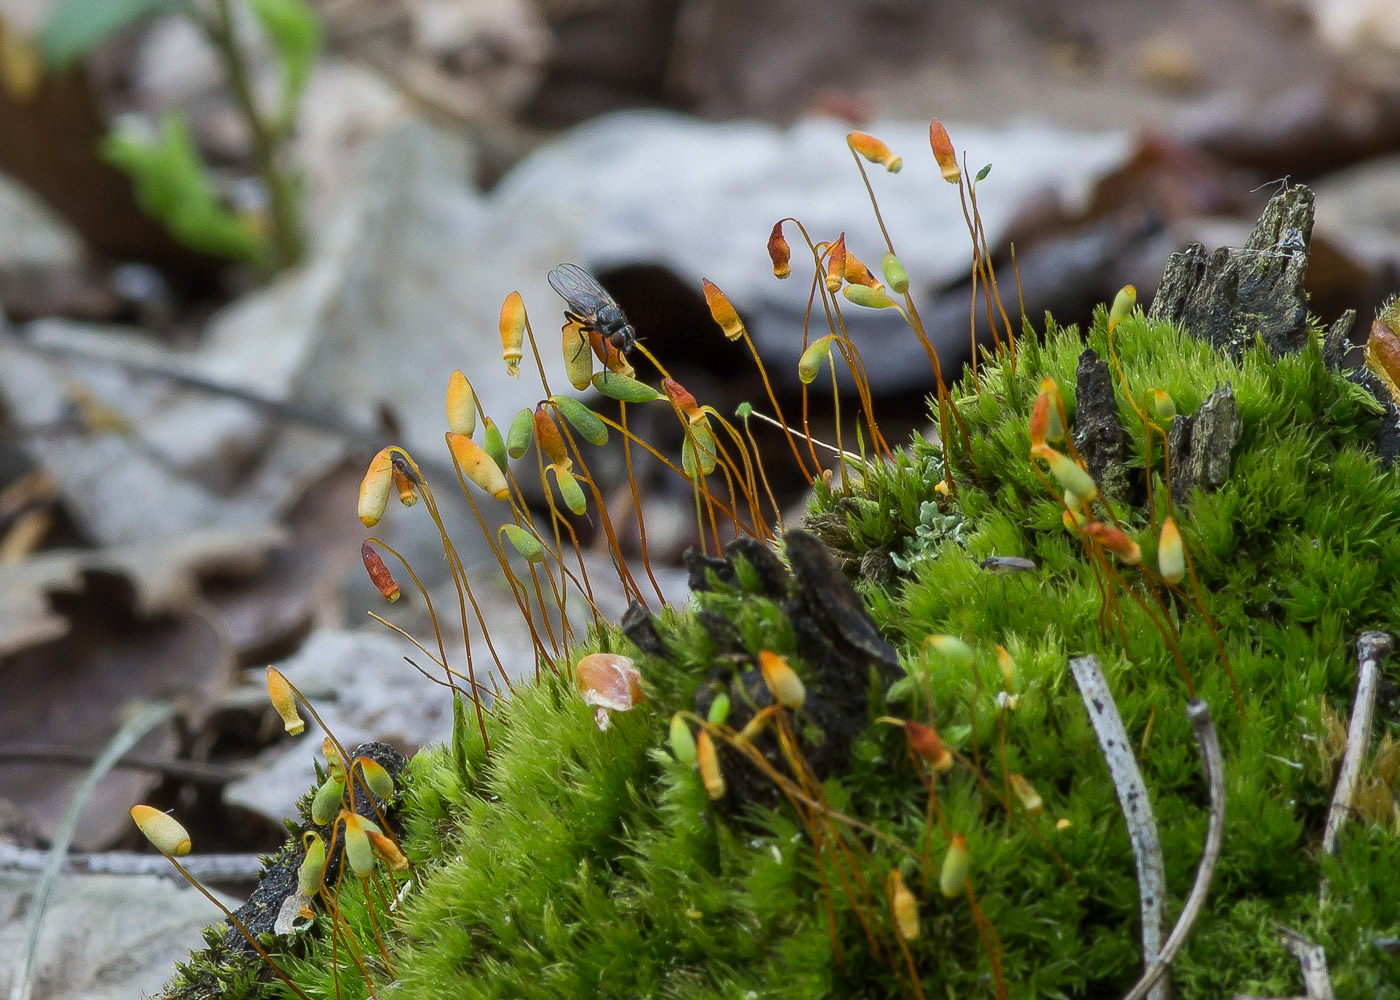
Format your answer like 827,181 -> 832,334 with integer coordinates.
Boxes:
138,125 -> 1400,999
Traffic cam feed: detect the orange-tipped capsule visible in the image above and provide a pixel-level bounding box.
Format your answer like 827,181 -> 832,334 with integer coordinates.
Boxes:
358,448 -> 394,528
266,665 -> 304,735
843,284 -> 897,309
843,251 -> 881,290
533,405 -> 571,469
1034,379 -> 1066,443
995,645 -> 1016,687
447,432 -> 509,500
562,319 -> 593,390
697,729 -> 725,800
759,650 -> 805,709
662,379 -> 705,425
1008,773 -> 1043,814
881,252 -> 909,294
799,335 -> 835,384
669,713 -> 697,765
1158,516 -> 1185,584
340,811 -> 382,877
1086,522 -> 1142,565
355,757 -> 395,799
929,120 -> 961,184
576,652 -> 643,730
924,633 -> 975,667
392,463 -> 418,508
1148,388 -> 1176,422
825,235 -> 847,293
322,737 -> 345,780
1107,285 -> 1137,335
130,805 -> 191,857
905,720 -> 953,772
446,370 -> 476,437
847,130 -> 902,173
887,870 -> 919,941
361,541 -> 401,602
1039,448 -> 1099,502
768,220 -> 792,279
368,830 -> 408,871
500,290 -> 525,378
702,279 -> 745,340
737,705 -> 776,742
939,834 -> 969,898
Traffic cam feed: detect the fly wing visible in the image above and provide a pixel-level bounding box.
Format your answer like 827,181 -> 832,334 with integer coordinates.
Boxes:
548,263 -> 615,317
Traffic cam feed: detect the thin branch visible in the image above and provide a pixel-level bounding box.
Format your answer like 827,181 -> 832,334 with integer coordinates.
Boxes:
1321,631 -> 1391,864
0,745 -> 247,786
1119,699 -> 1227,1000
1069,654 -> 1166,1000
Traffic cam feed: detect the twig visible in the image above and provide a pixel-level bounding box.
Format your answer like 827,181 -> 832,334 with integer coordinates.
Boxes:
0,843 -> 266,881
1321,631 -> 1391,865
1230,928 -> 1336,1000
1119,699 -> 1227,1000
1069,654 -> 1166,1000
9,701 -> 177,1000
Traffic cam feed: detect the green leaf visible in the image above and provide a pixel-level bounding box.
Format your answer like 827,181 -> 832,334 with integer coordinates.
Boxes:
40,0 -> 179,70
248,0 -> 322,125
102,113 -> 266,264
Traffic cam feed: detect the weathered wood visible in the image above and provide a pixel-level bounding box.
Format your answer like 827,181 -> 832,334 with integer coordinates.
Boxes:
1150,186 -> 1314,358
1072,348 -> 1128,500
1167,383 -> 1242,508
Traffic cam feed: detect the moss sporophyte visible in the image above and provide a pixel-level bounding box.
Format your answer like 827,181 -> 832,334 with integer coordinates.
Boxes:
144,128 -> 1400,1000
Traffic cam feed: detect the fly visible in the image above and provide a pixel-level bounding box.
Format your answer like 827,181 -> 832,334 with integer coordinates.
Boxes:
548,264 -> 638,365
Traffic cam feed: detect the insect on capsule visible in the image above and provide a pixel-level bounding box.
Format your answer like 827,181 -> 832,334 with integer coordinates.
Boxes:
549,263 -> 638,365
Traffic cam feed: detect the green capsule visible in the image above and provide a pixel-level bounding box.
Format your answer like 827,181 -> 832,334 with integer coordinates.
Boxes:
681,425 -> 718,478
551,396 -> 609,446
483,417 -> 508,474
592,371 -> 663,403
356,757 -> 395,799
707,692 -> 731,726
798,335 -> 835,384
298,833 -> 326,895
310,776 -> 344,826
500,523 -> 545,562
507,408 -> 534,459
552,465 -> 587,515
881,252 -> 909,294
842,284 -> 897,309
669,713 -> 697,766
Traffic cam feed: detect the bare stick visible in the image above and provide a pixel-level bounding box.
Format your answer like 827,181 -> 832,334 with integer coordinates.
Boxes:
1119,699 -> 1227,1000
0,843 -> 266,881
1321,631 -> 1391,863
1070,654 -> 1166,999
1230,928 -> 1336,1000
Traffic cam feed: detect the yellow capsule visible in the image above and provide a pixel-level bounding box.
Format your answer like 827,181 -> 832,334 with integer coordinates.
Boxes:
1107,285 -> 1137,335
697,730 -> 725,800
355,757 -> 395,799
939,834 -> 969,898
500,290 -> 525,378
995,645 -> 1016,687
130,805 -> 191,857
1008,773 -> 1043,814
737,705 -> 776,743
1056,817 -> 1072,831
446,370 -> 476,437
887,870 -> 919,941
1148,388 -> 1176,422
357,447 -> 394,528
340,812 -> 382,878
799,335 -> 835,384
265,666 -> 304,736
447,432 -> 509,500
550,464 -> 588,515
923,634 -> 974,667
562,319 -> 593,390
1158,516 -> 1186,584
1039,447 -> 1098,503
759,650 -> 806,709
702,279 -> 745,340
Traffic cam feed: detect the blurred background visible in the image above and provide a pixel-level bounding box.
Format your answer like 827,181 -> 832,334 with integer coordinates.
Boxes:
1,0 -> 1398,993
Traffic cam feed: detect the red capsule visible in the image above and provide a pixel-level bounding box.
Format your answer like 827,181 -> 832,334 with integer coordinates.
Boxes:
361,542 -> 401,602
